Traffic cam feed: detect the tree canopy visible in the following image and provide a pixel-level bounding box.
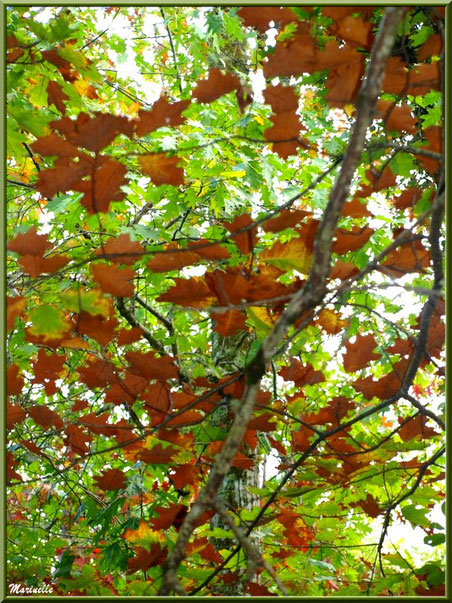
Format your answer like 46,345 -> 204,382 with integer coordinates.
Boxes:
6,5 -> 445,597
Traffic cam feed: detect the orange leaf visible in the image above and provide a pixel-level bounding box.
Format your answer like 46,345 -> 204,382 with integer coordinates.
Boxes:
32,349 -> 65,385
238,6 -> 296,33
29,405 -> 64,430
330,260 -> 359,281
170,464 -> 199,490
398,414 -> 439,442
261,209 -> 310,233
75,158 -> 128,214
18,253 -> 70,278
376,100 -> 418,135
31,133 -> 78,158
6,401 -> 26,430
223,213 -> 258,255
91,263 -> 135,297
341,196 -> 372,218
418,33 -> 443,62
343,333 -> 381,373
64,424 -> 93,454
187,240 -> 231,260
150,503 -> 188,531
279,359 -> 325,386
337,15 -> 372,47
126,350 -> 178,381
135,97 -> 190,137
51,112 -> 134,152
333,226 -> 374,254
157,277 -> 215,307
94,468 -> 128,491
147,244 -> 199,272
391,187 -> 424,210
36,154 -> 93,198
315,308 -> 347,335
265,110 -> 307,158
212,309 -> 248,336
8,226 -> 52,257
117,327 -> 144,346
381,240 -> 430,277
75,311 -> 119,347
166,409 -> 204,426
6,364 -> 24,396
126,545 -> 167,573
263,84 -> 299,113
7,296 -> 27,332
96,233 -> 144,265
138,153 -> 184,186
193,68 -> 241,103
47,81 -> 69,115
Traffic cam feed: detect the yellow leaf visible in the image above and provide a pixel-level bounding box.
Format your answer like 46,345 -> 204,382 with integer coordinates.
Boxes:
315,309 -> 347,335
220,169 -> 247,178
123,520 -> 164,545
261,238 -> 312,274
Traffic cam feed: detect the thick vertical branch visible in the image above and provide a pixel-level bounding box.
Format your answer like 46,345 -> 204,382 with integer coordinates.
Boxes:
159,8 -> 405,595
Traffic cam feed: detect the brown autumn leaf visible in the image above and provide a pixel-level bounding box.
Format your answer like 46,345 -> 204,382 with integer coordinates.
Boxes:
341,196 -> 372,218
135,97 -> 190,137
29,405 -> 64,430
336,15 -> 372,47
417,33 -> 443,62
325,59 -> 365,108
263,84 -> 299,114
138,153 -> 184,186
166,409 -> 204,427
417,126 -> 443,174
142,382 -> 171,415
125,350 -> 179,381
51,112 -> 133,152
150,503 -> 188,531
261,209 -> 311,233
223,214 -> 258,255
248,413 -> 277,432
7,47 -> 24,62
7,226 -> 52,257
94,468 -> 128,491
64,424 -> 93,454
75,158 -> 128,214
187,240 -> 231,260
315,309 -> 347,335
192,68 -> 241,103
279,359 -> 325,386
238,6 -> 297,33
352,358 -> 409,400
157,276 -> 215,307
104,372 -> 148,405
376,100 -> 418,135
330,259 -> 359,281
357,166 -> 397,197
32,349 -> 65,385
96,233 -> 145,265
6,364 -> 24,396
91,263 -> 135,298
75,311 -> 119,347
7,451 -> 22,484
261,237 -> 313,274
264,110 -> 307,158
7,296 -> 27,332
126,545 -> 167,573
117,327 -> 144,346
170,464 -> 199,490
35,154 -> 94,198
41,48 -> 72,71
19,253 -> 70,278
333,226 -> 374,255
247,583 -> 277,596
77,359 -> 118,389
31,133 -> 79,158
342,333 -> 381,373
381,240 -> 431,277
382,57 -> 409,95
398,414 -> 439,442
147,244 -> 199,272
406,62 -> 441,96
354,494 -> 382,518
205,268 -> 252,305
137,443 -> 178,464
212,309 -> 248,336
391,187 -> 424,210
47,81 -> 69,115
6,401 -> 26,430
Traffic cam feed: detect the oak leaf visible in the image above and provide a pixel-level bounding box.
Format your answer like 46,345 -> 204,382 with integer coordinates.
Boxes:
36,154 -> 93,198
212,309 -> 248,336
279,359 -> 325,386
263,84 -> 299,114
126,545 -> 167,573
223,214 -> 258,255
170,464 -> 199,490
187,240 -> 231,260
126,350 -> 178,381
47,81 -> 69,115
19,253 -> 70,278
261,209 -> 310,233
91,263 -> 135,298
135,97 -> 190,137
75,158 -> 128,214
391,188 -> 423,210
264,110 -> 307,158
6,364 -> 25,396
157,277 -> 215,307
7,296 -> 27,332
6,401 -> 26,430
330,260 -> 359,281
75,311 -> 119,347
381,240 -> 430,277
31,133 -> 79,158
64,424 -> 93,454
117,327 -> 144,346
193,68 -> 241,103
138,153 -> 184,186
238,6 -> 296,33
398,415 -> 439,442
376,100 -> 418,135
77,359 -> 118,388
333,226 -> 374,254
94,468 -> 128,491
96,234 -> 144,265
150,503 -> 188,531
147,244 -> 199,272
261,237 -> 312,274
315,309 -> 347,334
29,405 -> 64,430
8,226 -> 52,257
342,333 -> 381,373
51,112 -> 133,152
417,33 -> 443,62
341,196 -> 372,218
